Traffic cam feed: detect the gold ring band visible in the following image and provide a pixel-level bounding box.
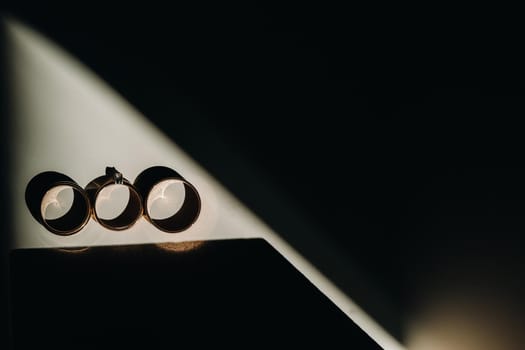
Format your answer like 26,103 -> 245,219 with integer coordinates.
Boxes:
25,171 -> 91,235
85,167 -> 143,231
134,166 -> 201,233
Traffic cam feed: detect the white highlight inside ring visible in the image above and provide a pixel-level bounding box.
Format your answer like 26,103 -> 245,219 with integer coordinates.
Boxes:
95,184 -> 130,220
41,185 -> 74,220
147,180 -> 185,220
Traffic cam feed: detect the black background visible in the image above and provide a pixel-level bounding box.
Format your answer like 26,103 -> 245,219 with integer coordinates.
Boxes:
10,240 -> 382,350
2,1 -> 525,347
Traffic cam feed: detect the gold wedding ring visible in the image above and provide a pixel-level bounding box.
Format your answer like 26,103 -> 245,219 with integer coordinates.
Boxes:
85,167 -> 143,231
27,166 -> 200,234
134,166 -> 201,233
25,171 -> 91,235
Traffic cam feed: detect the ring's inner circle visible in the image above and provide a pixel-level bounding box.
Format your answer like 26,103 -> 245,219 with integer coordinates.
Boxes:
147,180 -> 186,220
41,185 -> 75,220
95,184 -> 130,220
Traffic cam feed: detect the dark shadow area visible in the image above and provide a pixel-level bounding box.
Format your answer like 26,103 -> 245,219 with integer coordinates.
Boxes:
10,239 -> 381,350
0,17 -> 13,350
2,2 -> 525,347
